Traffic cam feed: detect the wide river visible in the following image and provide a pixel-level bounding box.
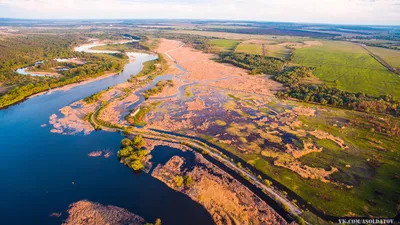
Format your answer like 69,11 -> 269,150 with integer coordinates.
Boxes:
0,47 -> 214,225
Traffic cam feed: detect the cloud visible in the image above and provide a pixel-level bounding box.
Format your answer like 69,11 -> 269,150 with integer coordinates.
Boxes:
0,0 -> 399,25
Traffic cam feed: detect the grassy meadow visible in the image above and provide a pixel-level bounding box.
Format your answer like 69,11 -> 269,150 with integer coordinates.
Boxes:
235,43 -> 290,58
292,41 -> 400,99
208,39 -> 239,51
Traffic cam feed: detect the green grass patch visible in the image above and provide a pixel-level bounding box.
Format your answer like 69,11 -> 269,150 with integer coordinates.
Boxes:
208,39 -> 239,51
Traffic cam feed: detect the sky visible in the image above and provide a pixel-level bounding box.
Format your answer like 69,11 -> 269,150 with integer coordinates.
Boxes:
0,0 -> 399,25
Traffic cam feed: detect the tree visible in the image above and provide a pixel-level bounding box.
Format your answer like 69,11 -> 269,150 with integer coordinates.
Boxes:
133,135 -> 145,149
121,138 -> 132,147
117,146 -> 133,158
155,218 -> 161,225
130,160 -> 144,171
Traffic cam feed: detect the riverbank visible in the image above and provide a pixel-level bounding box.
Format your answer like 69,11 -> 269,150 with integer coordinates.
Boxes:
28,72 -> 120,99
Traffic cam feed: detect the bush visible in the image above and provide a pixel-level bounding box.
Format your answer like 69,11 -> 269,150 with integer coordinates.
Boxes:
174,176 -> 184,187
130,160 -> 144,171
121,138 -> 132,147
264,179 -> 272,187
184,175 -> 194,186
294,215 -> 306,225
282,203 -> 290,213
133,135 -> 145,149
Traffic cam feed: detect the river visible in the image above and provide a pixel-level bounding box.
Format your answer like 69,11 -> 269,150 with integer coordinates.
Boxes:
0,43 -> 214,225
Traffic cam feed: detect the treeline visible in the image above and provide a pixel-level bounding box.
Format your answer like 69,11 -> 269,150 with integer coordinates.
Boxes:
219,52 -> 285,75
278,86 -> 400,115
204,28 -> 337,38
272,66 -> 313,87
273,66 -> 400,116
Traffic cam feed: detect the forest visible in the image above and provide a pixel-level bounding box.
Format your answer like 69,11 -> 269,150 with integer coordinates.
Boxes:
219,52 -> 286,75
0,35 -> 127,109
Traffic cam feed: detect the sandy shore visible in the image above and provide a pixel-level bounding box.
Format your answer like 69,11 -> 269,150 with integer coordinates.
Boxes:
25,70 -> 60,77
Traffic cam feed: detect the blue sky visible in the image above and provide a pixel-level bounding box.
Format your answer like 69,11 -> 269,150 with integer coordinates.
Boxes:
0,0 -> 399,25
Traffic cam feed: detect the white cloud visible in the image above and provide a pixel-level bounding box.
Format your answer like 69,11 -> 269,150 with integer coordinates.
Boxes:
0,0 -> 399,25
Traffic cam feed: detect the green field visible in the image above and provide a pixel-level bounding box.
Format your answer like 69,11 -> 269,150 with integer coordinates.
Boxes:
292,41 -> 400,99
208,39 -> 239,51
367,46 -> 400,70
235,43 -> 290,58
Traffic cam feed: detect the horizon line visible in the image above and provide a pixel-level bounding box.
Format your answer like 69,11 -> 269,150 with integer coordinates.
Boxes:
1,17 -> 399,27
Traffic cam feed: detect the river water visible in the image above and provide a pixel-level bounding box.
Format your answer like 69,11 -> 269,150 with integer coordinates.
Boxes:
0,49 -> 214,225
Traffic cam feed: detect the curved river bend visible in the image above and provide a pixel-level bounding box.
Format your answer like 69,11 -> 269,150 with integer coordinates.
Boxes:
0,43 -> 214,225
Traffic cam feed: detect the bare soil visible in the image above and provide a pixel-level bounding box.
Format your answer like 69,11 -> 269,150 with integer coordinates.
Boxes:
62,200 -> 145,225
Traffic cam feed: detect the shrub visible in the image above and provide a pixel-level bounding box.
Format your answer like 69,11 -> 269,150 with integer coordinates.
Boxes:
264,179 -> 272,187
174,176 -> 184,187
121,138 -> 132,147
184,175 -> 194,186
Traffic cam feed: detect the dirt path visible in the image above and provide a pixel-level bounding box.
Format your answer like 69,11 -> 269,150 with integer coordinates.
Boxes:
361,45 -> 398,75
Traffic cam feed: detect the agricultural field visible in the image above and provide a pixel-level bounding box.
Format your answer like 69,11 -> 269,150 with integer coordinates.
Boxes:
208,39 -> 239,51
170,29 -> 299,41
292,41 -> 400,99
366,46 -> 400,71
235,43 -> 291,59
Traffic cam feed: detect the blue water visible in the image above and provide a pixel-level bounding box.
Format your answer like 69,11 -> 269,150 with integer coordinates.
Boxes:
0,54 -> 214,225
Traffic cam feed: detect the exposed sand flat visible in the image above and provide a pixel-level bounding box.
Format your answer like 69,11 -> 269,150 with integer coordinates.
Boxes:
156,39 -> 183,75
55,58 -> 86,65
208,75 -> 282,96
24,70 -> 60,77
63,200 -> 145,225
49,101 -> 97,135
0,84 -> 7,94
152,154 -> 289,225
167,45 -> 247,82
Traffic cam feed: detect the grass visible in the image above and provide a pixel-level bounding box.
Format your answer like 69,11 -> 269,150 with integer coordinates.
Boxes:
235,43 -> 290,58
208,39 -> 239,51
292,41 -> 400,99
136,60 -> 156,77
366,46 -> 400,70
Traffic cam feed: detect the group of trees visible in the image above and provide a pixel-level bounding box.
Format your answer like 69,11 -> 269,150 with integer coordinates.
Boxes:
143,80 -> 174,100
219,52 -> 285,75
272,66 -> 313,87
118,135 -> 148,171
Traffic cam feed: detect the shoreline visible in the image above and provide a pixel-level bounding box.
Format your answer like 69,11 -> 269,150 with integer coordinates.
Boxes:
27,71 -> 120,99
